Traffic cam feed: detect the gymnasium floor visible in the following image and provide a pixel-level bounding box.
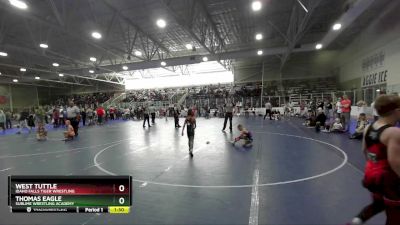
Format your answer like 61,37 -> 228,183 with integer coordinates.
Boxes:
0,116 -> 385,225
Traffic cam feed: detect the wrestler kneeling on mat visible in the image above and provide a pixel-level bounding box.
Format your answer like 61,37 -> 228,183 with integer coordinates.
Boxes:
232,124 -> 253,147
63,120 -> 75,141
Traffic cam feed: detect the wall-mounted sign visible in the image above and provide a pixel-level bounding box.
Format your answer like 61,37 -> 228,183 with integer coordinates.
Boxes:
361,51 -> 387,87
362,70 -> 387,87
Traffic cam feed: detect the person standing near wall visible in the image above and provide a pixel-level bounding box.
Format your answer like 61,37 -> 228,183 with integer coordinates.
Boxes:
341,95 -> 352,132
0,109 -> 6,133
66,101 -> 80,137
5,110 -> 11,129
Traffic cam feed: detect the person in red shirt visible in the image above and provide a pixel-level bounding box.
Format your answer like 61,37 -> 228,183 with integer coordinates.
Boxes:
341,95 -> 352,132
348,94 -> 400,225
96,106 -> 105,125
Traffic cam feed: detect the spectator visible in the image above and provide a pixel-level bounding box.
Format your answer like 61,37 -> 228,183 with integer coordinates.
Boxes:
331,118 -> 344,132
96,105 -> 105,125
315,108 -> 327,132
350,113 -> 368,139
341,95 -> 352,132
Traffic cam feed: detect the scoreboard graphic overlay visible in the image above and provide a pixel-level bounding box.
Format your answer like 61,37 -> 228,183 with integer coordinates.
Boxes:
8,176 -> 132,214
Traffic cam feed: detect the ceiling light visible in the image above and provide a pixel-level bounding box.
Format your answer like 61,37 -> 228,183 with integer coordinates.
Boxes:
52,63 -> 59,67
257,50 -> 263,55
134,51 -> 142,57
186,44 -> 193,50
0,52 -> 8,57
89,57 -> 97,62
315,43 -> 323,50
39,43 -> 48,49
376,89 -> 380,92
202,56 -> 208,62
13,79 -> 18,82
59,73 -> 64,77
35,76 -> 40,80
122,66 -> 128,70
160,61 -> 167,66
91,32 -> 102,39
156,19 -> 166,28
255,33 -> 263,40
0,72 -> 2,75
20,68 -> 26,72
9,0 -> 27,9
89,70 -> 94,73
332,23 -> 342,31
252,1 -> 262,11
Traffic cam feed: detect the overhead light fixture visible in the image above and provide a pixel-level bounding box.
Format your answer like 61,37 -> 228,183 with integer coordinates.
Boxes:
255,33 -> 263,40
89,70 -> 94,73
35,76 -> 40,80
376,89 -> 381,92
185,44 -> 193,50
202,56 -> 208,62
59,73 -> 64,77
332,23 -> 342,31
20,68 -> 26,72
13,79 -> 18,82
9,0 -> 27,9
161,61 -> 167,66
89,57 -> 97,62
0,72 -> 2,75
251,1 -> 262,11
156,19 -> 166,28
134,51 -> 142,57
39,43 -> 48,49
0,52 -> 8,57
257,50 -> 263,55
122,66 -> 128,70
315,43 -> 323,50
91,31 -> 102,39
52,62 -> 59,67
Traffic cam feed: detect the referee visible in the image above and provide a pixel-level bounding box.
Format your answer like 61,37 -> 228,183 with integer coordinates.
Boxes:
66,101 -> 80,136
222,101 -> 234,132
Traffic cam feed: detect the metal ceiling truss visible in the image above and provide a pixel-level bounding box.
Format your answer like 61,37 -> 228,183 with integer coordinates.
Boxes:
161,0 -> 229,69
279,0 -> 322,69
101,0 -> 171,59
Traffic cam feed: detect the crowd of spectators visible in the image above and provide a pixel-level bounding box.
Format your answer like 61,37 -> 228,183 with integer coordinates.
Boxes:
122,89 -> 180,102
53,92 -> 114,107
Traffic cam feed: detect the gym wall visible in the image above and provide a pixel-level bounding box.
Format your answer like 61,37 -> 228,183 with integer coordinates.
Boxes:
335,0 -> 400,93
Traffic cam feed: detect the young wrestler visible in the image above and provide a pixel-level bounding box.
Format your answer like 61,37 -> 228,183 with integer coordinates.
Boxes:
348,94 -> 400,225
181,109 -> 196,158
63,120 -> 75,141
233,124 -> 253,147
36,122 -> 47,141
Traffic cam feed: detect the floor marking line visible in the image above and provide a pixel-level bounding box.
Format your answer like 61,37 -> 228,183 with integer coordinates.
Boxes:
0,167 -> 12,172
249,134 -> 261,225
94,132 -> 348,188
249,169 -> 260,225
